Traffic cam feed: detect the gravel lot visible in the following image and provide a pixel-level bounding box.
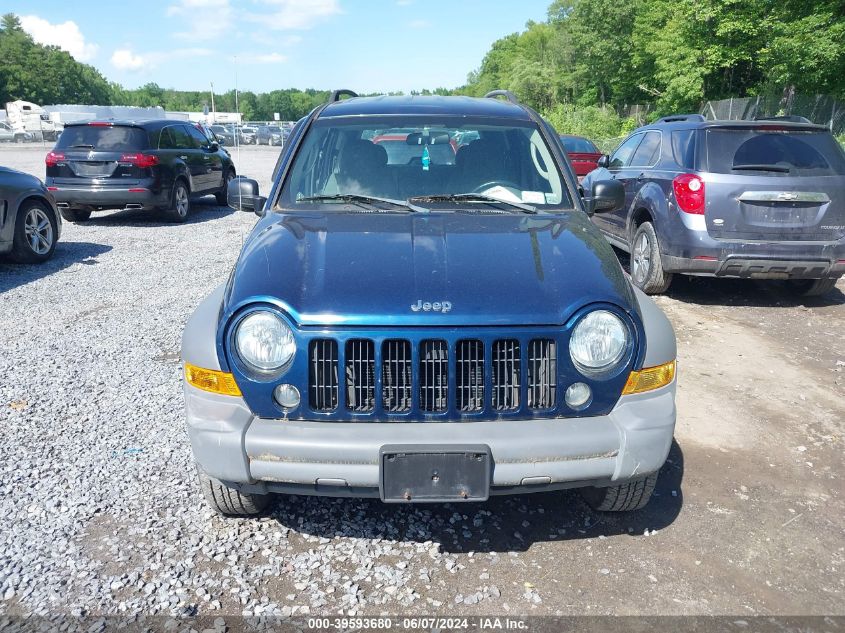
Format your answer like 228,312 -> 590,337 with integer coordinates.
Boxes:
0,144 -> 843,618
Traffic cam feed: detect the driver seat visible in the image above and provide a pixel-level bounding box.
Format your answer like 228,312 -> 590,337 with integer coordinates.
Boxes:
452,138 -> 509,193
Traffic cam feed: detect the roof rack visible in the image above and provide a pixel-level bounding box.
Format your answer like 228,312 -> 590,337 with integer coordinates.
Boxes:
656,114 -> 706,123
753,115 -> 812,124
328,89 -> 358,103
484,90 -> 520,104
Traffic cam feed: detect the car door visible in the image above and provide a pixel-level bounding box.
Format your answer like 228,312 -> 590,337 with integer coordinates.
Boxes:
168,124 -> 207,192
594,133 -> 643,239
619,131 -> 663,244
185,124 -> 221,191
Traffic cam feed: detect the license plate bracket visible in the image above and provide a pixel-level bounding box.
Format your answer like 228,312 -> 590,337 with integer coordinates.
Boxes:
379,444 -> 491,503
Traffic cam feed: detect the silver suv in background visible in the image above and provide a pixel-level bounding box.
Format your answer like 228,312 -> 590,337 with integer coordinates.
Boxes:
583,114 -> 845,296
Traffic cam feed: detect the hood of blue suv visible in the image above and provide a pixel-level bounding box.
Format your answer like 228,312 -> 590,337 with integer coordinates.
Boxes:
224,211 -> 636,327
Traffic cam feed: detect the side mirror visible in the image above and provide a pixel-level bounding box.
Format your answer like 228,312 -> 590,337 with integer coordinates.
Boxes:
227,177 -> 267,216
597,154 -> 610,168
585,179 -> 624,215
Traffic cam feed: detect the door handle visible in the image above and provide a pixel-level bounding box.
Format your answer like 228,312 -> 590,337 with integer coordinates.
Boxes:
636,173 -> 645,181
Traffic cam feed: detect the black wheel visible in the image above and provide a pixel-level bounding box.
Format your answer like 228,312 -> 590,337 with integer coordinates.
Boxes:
59,208 -> 91,223
784,277 -> 841,297
164,179 -> 190,222
581,472 -> 659,512
216,169 -> 235,206
198,470 -> 270,516
630,222 -> 673,294
14,133 -> 27,143
11,200 -> 58,263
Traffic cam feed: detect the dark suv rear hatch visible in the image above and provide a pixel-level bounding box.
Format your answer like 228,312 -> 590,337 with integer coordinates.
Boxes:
702,124 -> 845,242
47,123 -> 152,184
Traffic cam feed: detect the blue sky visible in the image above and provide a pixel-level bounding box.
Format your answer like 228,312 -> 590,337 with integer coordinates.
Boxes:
8,0 -> 551,94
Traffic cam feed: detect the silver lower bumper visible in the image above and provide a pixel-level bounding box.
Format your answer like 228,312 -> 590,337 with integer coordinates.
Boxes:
184,381 -> 676,497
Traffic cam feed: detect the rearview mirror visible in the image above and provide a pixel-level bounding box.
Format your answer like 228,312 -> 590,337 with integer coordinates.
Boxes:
227,177 -> 267,217
584,179 -> 624,215
406,132 -> 451,145
597,154 -> 610,168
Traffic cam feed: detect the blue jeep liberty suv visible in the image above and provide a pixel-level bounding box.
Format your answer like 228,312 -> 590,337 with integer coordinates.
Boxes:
181,90 -> 678,516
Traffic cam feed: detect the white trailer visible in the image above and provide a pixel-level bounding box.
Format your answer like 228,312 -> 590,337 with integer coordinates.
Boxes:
5,100 -> 63,141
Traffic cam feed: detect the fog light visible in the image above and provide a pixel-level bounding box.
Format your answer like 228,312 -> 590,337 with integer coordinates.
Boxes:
273,384 -> 300,409
565,382 -> 592,410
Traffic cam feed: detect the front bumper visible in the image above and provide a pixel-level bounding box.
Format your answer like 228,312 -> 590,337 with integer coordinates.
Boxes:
184,381 -> 676,498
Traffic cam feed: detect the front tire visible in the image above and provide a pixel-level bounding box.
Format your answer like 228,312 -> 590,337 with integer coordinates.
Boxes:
60,208 -> 91,223
581,472 -> 659,512
215,169 -> 235,206
198,470 -> 270,516
630,222 -> 673,294
784,277 -> 840,297
11,201 -> 58,263
164,179 -> 190,222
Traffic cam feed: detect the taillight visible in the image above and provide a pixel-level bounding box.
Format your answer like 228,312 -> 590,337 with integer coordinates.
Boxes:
672,173 -> 705,214
45,151 -> 65,167
120,153 -> 159,169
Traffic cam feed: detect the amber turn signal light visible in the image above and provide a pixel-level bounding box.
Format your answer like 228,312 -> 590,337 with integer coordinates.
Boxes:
622,360 -> 676,395
184,363 -> 242,396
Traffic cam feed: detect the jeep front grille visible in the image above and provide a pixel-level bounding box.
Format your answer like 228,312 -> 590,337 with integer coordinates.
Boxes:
345,339 -> 375,412
382,339 -> 412,412
307,336 -> 559,417
308,339 -> 338,411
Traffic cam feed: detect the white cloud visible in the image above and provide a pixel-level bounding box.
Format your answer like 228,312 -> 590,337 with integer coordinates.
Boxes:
111,48 -> 146,71
111,47 -> 212,72
247,0 -> 341,30
19,15 -> 99,61
167,0 -> 232,40
408,19 -> 430,29
238,52 -> 288,64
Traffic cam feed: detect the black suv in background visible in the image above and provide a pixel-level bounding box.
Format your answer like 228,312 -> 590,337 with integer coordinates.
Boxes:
47,120 -> 237,222
583,114 -> 845,296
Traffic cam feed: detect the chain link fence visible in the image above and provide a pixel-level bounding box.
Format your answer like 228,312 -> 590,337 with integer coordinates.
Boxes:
701,94 -> 845,136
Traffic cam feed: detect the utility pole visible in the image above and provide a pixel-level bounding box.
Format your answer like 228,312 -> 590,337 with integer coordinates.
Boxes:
210,82 -> 216,123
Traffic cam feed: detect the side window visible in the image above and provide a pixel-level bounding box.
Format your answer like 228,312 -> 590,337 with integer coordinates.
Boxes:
157,127 -> 174,149
629,131 -> 661,167
671,129 -> 696,169
185,124 -> 209,149
609,134 -> 642,169
168,125 -> 193,150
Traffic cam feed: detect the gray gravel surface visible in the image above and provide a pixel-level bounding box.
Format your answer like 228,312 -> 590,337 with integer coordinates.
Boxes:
0,145 -> 843,618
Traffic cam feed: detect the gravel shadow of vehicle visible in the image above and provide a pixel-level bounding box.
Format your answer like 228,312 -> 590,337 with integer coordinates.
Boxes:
78,198 -> 235,228
0,241 -> 113,294
612,247 -> 844,308
267,440 -> 684,554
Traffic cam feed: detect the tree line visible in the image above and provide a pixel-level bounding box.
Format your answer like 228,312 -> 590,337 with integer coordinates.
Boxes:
3,1 -> 844,132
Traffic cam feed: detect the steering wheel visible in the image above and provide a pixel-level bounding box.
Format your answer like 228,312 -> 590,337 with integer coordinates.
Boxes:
472,180 -> 522,194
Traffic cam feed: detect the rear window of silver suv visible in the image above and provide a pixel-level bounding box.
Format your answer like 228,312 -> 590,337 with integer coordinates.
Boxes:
704,127 -> 845,176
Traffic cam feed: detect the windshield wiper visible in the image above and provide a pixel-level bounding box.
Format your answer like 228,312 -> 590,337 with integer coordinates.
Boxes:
731,164 -> 791,173
408,193 -> 537,214
297,194 -> 426,213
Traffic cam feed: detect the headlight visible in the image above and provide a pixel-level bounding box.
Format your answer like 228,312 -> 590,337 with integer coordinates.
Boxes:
235,311 -> 296,372
569,310 -> 629,375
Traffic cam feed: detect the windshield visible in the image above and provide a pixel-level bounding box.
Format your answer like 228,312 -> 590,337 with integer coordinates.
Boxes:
561,136 -> 598,153
705,127 -> 845,176
55,125 -> 148,151
278,116 -> 572,211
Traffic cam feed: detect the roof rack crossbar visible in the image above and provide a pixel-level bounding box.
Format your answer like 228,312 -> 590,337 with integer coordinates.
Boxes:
484,90 -> 520,104
329,89 -> 359,103
753,115 -> 812,124
657,114 -> 706,123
